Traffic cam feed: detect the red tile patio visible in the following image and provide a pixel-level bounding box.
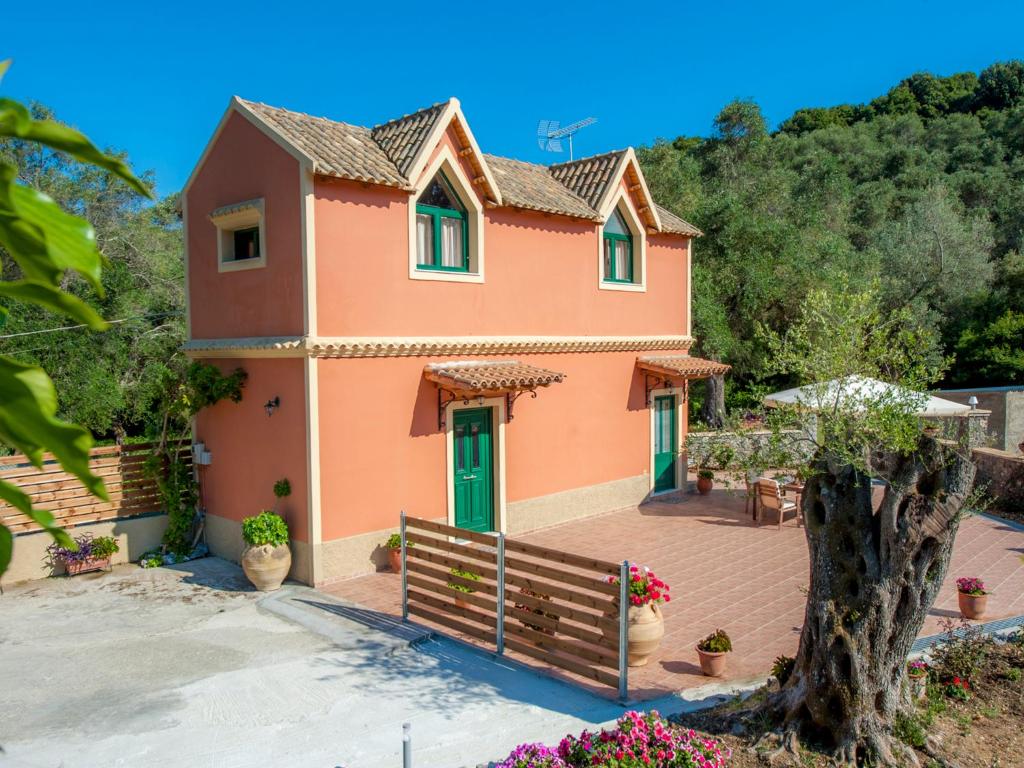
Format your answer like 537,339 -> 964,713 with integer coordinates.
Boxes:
323,490 -> 1024,700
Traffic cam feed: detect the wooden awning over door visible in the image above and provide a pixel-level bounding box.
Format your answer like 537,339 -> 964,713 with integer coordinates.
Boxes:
636,355 -> 731,380
424,360 -> 566,428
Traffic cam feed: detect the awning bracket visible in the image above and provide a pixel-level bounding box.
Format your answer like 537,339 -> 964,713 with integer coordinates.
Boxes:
506,388 -> 537,421
645,374 -> 689,406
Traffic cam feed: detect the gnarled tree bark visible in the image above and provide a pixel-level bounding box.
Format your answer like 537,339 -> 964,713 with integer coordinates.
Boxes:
768,437 -> 976,766
701,373 -> 726,429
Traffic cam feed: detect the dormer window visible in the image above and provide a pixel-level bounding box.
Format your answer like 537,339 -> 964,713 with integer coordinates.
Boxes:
415,173 -> 467,272
602,207 -> 633,283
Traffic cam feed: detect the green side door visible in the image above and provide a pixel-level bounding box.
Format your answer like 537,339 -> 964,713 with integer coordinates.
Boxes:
653,395 -> 678,493
453,408 -> 494,532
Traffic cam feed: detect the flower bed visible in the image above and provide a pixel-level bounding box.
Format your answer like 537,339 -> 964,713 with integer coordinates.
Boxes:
496,711 -> 730,768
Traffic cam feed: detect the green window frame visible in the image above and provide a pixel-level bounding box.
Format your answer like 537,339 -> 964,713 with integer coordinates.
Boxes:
415,173 -> 469,272
603,230 -> 633,283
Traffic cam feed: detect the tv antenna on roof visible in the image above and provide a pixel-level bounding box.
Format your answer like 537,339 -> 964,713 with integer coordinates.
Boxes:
537,117 -> 597,161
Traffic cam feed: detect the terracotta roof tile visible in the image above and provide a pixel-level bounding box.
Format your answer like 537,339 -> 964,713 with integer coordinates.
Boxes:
548,150 -> 627,210
425,360 -> 565,391
234,99 -> 699,236
654,204 -> 702,237
371,101 -> 448,178
240,99 -> 408,187
637,355 -> 731,379
485,155 -> 599,221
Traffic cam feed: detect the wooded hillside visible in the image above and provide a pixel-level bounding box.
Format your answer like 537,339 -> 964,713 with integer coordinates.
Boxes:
639,60 -> 1024,416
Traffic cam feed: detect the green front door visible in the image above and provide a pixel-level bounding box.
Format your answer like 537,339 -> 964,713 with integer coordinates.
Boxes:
453,408 -> 494,532
653,395 -> 678,493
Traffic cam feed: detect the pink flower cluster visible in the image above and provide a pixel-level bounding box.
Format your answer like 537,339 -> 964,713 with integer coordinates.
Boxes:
956,576 -> 986,595
553,710 -> 731,767
605,565 -> 671,607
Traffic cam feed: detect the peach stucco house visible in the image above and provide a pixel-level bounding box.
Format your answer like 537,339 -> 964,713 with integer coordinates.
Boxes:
183,96 -> 729,585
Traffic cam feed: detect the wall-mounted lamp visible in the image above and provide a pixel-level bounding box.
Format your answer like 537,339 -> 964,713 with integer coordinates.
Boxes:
967,395 -> 978,411
264,396 -> 280,417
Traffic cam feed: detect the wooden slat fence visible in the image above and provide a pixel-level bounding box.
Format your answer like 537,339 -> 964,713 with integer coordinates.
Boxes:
401,514 -> 629,698
0,441 -> 188,533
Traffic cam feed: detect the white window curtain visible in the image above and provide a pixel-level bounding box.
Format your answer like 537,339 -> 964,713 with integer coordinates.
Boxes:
603,239 -> 613,280
441,217 -> 463,268
614,240 -> 630,280
416,213 -> 433,265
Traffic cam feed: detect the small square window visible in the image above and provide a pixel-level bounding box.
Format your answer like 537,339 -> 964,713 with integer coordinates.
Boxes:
210,198 -> 266,273
232,227 -> 260,261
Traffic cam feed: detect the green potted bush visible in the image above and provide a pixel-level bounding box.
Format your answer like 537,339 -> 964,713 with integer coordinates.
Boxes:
241,496 -> 291,592
384,533 -> 413,573
696,628 -> 732,677
696,468 -> 715,495
448,566 -> 481,609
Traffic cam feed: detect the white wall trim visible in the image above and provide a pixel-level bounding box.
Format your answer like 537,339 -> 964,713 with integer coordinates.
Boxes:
304,356 -> 322,584
594,148 -> 662,232
407,144 -> 485,284
444,396 -> 507,534
649,386 -> 685,495
597,189 -> 647,293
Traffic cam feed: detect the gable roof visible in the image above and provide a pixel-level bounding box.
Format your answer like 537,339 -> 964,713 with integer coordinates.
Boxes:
216,97 -> 698,235
549,150 -> 627,211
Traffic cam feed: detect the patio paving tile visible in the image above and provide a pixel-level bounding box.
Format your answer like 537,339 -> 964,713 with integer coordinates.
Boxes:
323,491 -> 1024,700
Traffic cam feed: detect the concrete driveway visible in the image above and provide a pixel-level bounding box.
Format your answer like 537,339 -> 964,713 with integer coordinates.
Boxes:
0,558 -> 728,768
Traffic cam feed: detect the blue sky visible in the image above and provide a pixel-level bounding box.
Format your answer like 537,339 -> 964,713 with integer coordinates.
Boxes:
6,1 -> 1024,197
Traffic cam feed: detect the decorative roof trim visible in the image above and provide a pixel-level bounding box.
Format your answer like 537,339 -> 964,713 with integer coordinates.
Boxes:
209,198 -> 264,222
402,98 -> 502,206
184,335 -> 693,359
594,148 -> 662,232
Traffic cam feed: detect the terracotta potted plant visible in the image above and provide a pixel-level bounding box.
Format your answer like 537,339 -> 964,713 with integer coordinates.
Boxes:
907,659 -> 929,701
384,533 -> 410,573
696,469 -> 714,495
956,576 -> 988,619
922,420 -> 941,438
241,510 -> 291,591
448,566 -> 480,609
605,565 -> 671,667
46,533 -> 119,576
696,628 -> 732,677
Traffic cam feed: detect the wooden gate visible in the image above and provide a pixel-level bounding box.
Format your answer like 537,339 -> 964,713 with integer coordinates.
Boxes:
400,513 -> 629,699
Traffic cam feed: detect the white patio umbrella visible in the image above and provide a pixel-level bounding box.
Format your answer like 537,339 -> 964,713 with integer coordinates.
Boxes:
763,375 -> 971,418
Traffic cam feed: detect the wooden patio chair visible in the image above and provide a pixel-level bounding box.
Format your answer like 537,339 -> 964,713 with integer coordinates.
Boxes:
756,479 -> 797,530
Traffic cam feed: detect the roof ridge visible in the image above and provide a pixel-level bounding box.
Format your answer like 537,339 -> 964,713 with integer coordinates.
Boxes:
235,97 -> 370,133
370,98 -> 453,132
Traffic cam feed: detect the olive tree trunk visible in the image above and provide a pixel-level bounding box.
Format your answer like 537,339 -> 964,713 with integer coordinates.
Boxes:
771,438 -> 976,765
700,374 -> 726,429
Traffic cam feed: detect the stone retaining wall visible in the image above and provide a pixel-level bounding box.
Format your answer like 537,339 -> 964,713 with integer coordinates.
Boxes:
973,447 -> 1024,513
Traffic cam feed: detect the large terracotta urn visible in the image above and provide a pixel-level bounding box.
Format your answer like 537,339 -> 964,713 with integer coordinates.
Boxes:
242,543 -> 291,591
627,603 -> 665,667
958,590 -> 988,620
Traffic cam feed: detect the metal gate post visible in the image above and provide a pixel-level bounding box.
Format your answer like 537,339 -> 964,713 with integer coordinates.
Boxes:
400,511 -> 408,622
618,560 -> 629,702
496,532 -> 506,655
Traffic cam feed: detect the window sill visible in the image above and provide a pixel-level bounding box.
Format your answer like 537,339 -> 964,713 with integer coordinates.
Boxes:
410,267 -> 484,284
219,256 -> 267,273
599,280 -> 645,293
